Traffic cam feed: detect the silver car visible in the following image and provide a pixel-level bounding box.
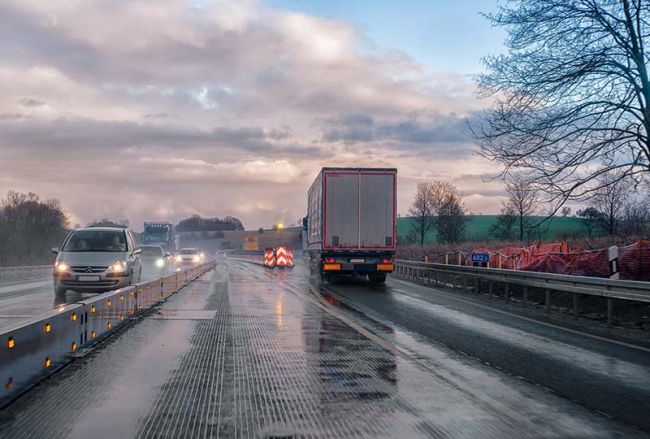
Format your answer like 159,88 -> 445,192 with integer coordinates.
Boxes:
52,227 -> 142,297
139,245 -> 171,280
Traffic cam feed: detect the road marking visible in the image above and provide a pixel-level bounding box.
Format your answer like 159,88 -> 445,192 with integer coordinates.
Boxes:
392,278 -> 650,354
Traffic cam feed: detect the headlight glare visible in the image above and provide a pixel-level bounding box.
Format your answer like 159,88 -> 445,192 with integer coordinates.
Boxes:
110,260 -> 127,273
193,255 -> 200,263
175,255 -> 182,263
55,261 -> 69,272
155,258 -> 164,268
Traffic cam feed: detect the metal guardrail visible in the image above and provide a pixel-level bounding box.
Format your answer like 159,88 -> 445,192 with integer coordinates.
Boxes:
0,265 -> 52,282
0,260 -> 216,406
394,260 -> 650,327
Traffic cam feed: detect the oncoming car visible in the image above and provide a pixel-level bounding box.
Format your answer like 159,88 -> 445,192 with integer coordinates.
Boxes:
52,227 -> 142,297
174,248 -> 202,267
139,245 -> 171,279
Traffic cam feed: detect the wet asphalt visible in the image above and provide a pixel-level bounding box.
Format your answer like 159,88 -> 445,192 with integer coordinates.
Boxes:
314,271 -> 650,432
0,258 -> 647,438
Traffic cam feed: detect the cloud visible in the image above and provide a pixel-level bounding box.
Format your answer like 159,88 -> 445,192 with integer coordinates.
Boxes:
18,98 -> 45,107
0,0 -> 497,228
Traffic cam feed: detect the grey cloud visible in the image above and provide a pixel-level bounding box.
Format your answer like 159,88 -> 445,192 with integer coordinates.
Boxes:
0,113 -> 27,121
143,113 -> 169,119
18,98 -> 45,107
0,117 -> 327,158
323,112 -> 474,145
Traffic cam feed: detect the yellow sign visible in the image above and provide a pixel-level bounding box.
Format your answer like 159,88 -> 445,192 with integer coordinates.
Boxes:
243,235 -> 259,251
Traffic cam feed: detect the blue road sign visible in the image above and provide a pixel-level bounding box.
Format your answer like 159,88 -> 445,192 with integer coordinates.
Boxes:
471,253 -> 490,264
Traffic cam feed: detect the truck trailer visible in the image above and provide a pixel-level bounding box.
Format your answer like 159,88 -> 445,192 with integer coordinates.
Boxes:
306,167 -> 397,284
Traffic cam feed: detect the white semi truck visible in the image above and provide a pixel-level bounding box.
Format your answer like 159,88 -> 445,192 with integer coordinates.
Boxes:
306,167 -> 397,284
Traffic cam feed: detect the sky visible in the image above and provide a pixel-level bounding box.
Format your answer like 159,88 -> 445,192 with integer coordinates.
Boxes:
0,0 -> 507,230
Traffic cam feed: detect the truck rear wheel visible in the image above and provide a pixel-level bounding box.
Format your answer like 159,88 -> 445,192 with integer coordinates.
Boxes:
368,273 -> 387,284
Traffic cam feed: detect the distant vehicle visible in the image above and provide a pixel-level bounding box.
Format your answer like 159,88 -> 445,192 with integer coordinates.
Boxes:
52,227 -> 142,297
174,248 -> 202,267
139,245 -> 171,278
141,222 -> 174,251
306,167 -> 397,284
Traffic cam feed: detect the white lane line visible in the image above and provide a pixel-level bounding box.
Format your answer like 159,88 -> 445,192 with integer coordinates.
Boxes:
391,278 -> 650,354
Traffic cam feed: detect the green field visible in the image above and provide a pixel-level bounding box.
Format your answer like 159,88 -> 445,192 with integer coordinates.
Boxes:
397,215 -> 585,243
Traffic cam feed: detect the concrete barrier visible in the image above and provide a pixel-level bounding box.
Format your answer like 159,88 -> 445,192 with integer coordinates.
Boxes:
0,261 -> 216,406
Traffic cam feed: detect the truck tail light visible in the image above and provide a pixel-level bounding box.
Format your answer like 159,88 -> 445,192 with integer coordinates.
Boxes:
323,263 -> 341,271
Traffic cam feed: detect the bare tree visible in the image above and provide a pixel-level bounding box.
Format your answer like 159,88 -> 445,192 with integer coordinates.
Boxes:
408,182 -> 435,245
0,191 -> 69,266
590,173 -> 632,235
475,0 -> 650,211
577,207 -> 605,237
490,205 -> 518,240
504,177 -> 538,240
436,189 -> 467,243
561,207 -> 571,217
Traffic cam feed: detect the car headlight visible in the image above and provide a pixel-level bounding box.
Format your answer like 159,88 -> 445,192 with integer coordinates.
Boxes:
193,255 -> 200,263
200,252 -> 205,259
155,258 -> 164,268
110,260 -> 127,273
54,261 -> 69,272
175,255 -> 182,263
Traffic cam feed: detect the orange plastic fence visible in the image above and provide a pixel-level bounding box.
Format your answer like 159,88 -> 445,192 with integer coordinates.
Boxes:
472,240 -> 650,281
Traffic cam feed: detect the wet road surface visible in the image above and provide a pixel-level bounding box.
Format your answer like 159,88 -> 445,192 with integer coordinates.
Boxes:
0,269 -> 173,330
0,259 -> 646,438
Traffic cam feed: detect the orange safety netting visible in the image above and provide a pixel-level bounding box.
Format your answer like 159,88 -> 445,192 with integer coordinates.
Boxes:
472,240 -> 650,281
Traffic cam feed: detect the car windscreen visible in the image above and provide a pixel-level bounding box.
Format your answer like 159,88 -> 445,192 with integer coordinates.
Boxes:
140,246 -> 163,257
62,230 -> 128,252
180,249 -> 197,255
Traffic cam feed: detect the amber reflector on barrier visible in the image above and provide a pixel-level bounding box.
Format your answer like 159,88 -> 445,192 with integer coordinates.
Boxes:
7,337 -> 15,349
71,342 -> 77,351
44,323 -> 52,334
91,306 -> 97,313
44,357 -> 52,368
106,322 -> 112,330
70,313 -> 77,321
91,331 -> 96,339
120,294 -> 124,302
107,299 -> 112,307
6,378 -> 13,391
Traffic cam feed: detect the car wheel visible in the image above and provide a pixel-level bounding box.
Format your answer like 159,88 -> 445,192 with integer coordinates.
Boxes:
54,287 -> 66,297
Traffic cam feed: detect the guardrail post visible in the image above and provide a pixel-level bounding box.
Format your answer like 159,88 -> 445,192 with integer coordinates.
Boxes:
488,281 -> 493,297
474,278 -> 479,294
607,298 -> 614,328
572,294 -> 579,317
523,286 -> 529,307
545,289 -> 551,313
504,283 -> 510,302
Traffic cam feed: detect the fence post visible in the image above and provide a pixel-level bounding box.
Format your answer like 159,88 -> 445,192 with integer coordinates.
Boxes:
498,254 -> 502,269
523,285 -> 528,307
457,253 -> 461,265
545,289 -> 551,313
608,246 -> 619,280
607,298 -> 614,328
445,253 -> 449,265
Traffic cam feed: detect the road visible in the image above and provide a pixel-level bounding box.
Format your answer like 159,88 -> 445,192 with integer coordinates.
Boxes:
0,268 -> 173,331
0,258 -> 647,438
